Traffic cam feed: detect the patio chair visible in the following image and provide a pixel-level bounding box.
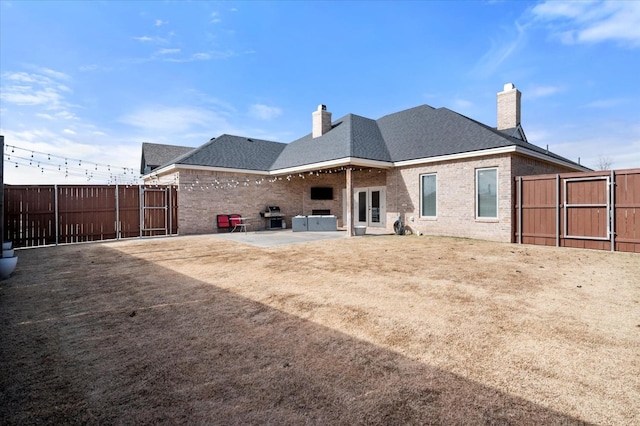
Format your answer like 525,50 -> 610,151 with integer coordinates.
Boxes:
216,214 -> 231,232
229,214 -> 247,233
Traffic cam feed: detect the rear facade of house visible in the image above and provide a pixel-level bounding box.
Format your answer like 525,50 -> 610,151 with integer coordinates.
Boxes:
142,84 -> 588,242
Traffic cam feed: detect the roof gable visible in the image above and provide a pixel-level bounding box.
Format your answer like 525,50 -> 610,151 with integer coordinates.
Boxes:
173,135 -> 286,171
379,105 -> 525,162
141,142 -> 195,174
270,114 -> 391,170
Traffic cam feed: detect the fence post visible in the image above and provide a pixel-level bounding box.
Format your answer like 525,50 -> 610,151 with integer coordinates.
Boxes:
168,186 -> 173,235
54,184 -> 59,246
517,176 -> 522,244
164,187 -> 168,236
115,183 -> 120,240
139,186 -> 143,238
610,170 -> 615,252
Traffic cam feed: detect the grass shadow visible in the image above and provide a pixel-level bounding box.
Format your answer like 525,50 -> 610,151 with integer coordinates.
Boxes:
0,243 -> 592,425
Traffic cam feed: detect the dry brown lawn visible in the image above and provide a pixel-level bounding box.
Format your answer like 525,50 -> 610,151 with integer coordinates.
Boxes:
1,234 -> 638,425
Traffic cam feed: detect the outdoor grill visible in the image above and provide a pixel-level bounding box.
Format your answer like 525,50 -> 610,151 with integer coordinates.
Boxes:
262,206 -> 284,229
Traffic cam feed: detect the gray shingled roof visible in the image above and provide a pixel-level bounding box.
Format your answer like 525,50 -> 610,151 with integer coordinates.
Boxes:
147,103 -> 582,173
270,114 -> 391,170
141,142 -> 195,174
169,135 -> 287,171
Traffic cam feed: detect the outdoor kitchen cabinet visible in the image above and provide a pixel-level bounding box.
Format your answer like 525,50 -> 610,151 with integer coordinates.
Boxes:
307,215 -> 337,231
292,216 -> 308,232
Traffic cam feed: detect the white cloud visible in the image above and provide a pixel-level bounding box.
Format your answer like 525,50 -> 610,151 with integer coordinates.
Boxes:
63,129 -> 76,135
157,48 -> 181,55
453,99 -> 473,109
39,67 -> 70,81
532,0 -> 640,47
155,19 -> 167,26
581,98 -> 628,109
79,64 -> 99,72
526,119 -> 640,171
191,52 -> 211,60
1,87 -> 62,107
528,85 -> 561,99
120,106 -> 229,134
211,12 -> 221,24
470,20 -> 529,77
249,104 -> 282,121
133,35 -> 169,44
163,51 -> 234,63
133,36 -> 154,42
0,71 -> 75,114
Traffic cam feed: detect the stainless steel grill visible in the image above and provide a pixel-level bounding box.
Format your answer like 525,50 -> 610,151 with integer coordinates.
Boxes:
262,206 -> 284,229
263,206 -> 283,218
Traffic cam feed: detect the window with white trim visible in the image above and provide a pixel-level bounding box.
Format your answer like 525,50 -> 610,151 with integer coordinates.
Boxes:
420,174 -> 437,217
476,168 -> 498,219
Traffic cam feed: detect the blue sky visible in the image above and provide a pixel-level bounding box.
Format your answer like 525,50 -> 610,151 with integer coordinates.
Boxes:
1,0 -> 639,184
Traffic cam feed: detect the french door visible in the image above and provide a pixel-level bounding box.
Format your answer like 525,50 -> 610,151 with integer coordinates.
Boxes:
344,186 -> 386,227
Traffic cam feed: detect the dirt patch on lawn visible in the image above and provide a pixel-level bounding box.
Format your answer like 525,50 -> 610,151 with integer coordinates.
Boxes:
1,235 -> 638,424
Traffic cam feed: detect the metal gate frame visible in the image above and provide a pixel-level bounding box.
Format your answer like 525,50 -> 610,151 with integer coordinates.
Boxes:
139,186 -> 173,237
515,169 -> 640,252
563,175 -> 610,241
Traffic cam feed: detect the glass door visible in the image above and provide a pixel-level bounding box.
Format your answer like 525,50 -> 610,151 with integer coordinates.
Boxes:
352,187 -> 385,227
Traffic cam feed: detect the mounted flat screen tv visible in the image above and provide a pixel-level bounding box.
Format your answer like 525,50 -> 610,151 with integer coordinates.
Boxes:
310,187 -> 333,200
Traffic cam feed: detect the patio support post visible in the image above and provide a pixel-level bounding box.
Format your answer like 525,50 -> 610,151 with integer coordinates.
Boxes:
346,167 -> 353,237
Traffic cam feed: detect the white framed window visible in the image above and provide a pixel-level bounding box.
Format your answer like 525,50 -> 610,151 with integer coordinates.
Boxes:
420,174 -> 437,217
476,168 -> 498,219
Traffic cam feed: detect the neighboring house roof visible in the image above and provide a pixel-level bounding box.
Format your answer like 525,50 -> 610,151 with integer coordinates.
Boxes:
144,103 -> 586,176
140,142 -> 195,174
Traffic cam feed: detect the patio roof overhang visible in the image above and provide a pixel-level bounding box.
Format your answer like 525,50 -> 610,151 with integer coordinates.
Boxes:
143,157 -> 393,180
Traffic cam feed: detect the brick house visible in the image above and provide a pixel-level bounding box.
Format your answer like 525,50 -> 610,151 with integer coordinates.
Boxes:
141,83 -> 588,241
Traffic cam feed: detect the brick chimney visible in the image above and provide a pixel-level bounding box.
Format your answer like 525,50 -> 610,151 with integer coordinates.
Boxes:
497,83 -> 521,130
312,104 -> 332,138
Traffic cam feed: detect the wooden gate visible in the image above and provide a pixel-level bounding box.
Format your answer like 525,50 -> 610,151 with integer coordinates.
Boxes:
3,184 -> 178,248
515,169 -> 639,253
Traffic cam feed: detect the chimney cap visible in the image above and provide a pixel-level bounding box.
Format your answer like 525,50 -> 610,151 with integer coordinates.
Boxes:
503,83 -> 516,91
318,104 -> 327,111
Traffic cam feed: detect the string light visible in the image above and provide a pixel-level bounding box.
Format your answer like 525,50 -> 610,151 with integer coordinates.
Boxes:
4,144 -> 141,185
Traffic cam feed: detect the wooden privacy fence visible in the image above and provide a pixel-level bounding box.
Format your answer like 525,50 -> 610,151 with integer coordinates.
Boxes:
515,169 -> 639,253
3,185 -> 178,248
